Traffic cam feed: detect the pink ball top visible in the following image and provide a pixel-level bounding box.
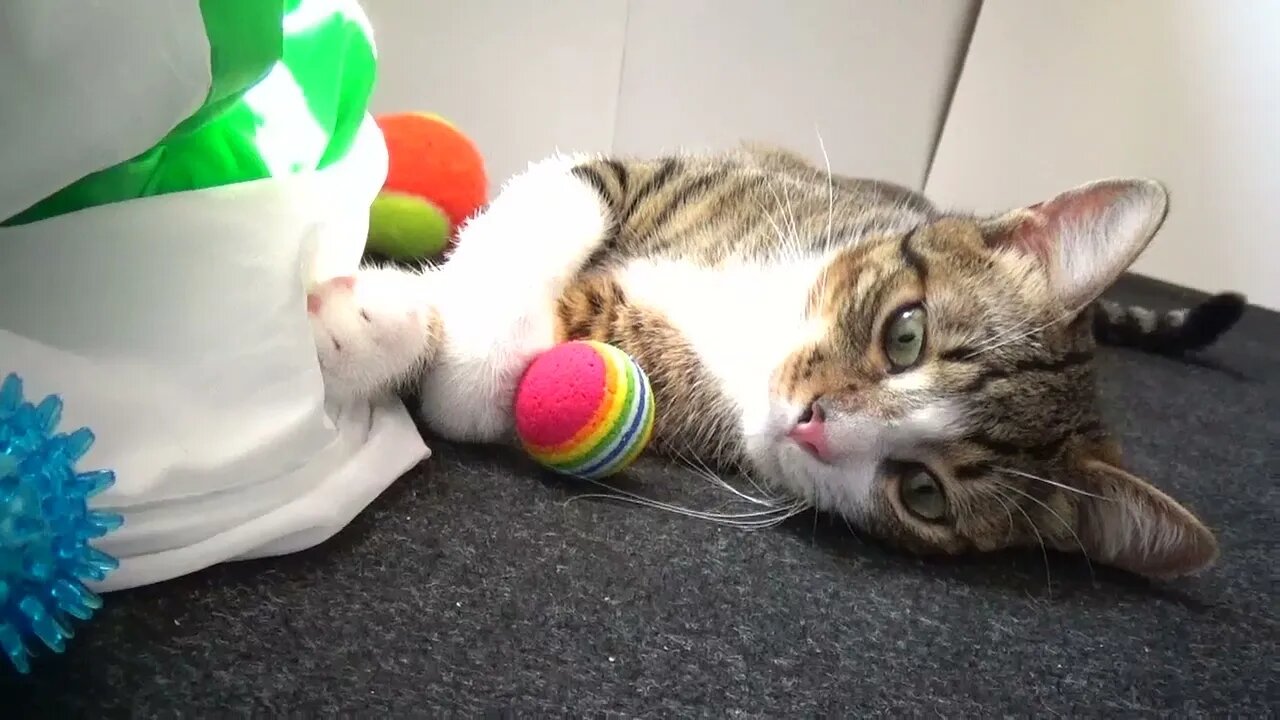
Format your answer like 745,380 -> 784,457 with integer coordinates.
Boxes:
513,342 -> 608,448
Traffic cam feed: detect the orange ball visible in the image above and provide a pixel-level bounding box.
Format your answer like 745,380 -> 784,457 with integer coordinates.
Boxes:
374,112 -> 487,239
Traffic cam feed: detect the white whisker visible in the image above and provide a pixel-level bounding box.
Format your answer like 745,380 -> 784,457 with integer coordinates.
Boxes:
962,313 -> 1037,357
673,446 -> 780,507
995,479 -> 1095,585
994,484 -> 1053,593
996,466 -> 1112,502
964,289 -> 1104,361
840,514 -> 865,543
571,495 -> 803,529
782,181 -> 799,247
565,476 -> 810,531
567,492 -> 801,525
757,200 -> 788,250
736,464 -> 770,498
979,485 -> 1017,543
815,126 -> 835,250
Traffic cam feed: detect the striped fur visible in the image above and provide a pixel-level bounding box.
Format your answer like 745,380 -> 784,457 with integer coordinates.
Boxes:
311,144 -> 1241,579
1094,293 -> 1245,354
550,148 -> 1234,576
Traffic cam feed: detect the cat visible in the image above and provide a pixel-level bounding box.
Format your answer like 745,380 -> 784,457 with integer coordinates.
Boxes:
307,144 -> 1245,580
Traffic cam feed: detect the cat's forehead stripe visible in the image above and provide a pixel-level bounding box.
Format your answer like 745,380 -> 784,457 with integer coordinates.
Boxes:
897,226 -> 929,281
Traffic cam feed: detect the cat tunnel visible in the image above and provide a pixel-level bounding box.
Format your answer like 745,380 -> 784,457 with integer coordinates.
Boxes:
0,0 -> 429,595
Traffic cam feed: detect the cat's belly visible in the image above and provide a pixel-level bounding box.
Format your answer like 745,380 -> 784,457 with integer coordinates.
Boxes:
614,257 -> 826,438
415,254 -> 827,448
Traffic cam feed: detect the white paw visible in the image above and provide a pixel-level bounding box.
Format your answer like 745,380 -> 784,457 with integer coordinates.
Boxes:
307,267 -> 439,402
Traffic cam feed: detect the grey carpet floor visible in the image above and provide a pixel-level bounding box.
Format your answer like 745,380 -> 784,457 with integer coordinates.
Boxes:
5,274 -> 1277,716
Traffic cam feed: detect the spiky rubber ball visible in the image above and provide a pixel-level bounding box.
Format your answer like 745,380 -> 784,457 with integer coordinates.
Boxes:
0,373 -> 122,673
514,341 -> 655,480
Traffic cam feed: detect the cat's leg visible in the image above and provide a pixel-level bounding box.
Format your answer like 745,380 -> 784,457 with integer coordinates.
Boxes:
418,153 -> 611,443
308,265 -> 440,403
309,153 -> 611,441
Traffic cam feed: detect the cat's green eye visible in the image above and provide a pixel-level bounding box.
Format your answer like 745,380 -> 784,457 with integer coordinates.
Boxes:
900,468 -> 946,521
883,304 -> 927,371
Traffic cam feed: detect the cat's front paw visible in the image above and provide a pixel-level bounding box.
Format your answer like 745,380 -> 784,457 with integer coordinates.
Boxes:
307,268 -> 440,402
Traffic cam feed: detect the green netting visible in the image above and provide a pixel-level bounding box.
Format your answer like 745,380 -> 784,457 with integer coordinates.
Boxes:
4,0 -> 377,226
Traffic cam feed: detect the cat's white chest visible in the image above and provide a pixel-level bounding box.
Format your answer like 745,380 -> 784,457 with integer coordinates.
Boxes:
615,257 -> 824,425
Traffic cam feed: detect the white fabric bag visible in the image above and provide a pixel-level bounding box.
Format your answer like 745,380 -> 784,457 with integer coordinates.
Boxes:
0,1 -> 429,592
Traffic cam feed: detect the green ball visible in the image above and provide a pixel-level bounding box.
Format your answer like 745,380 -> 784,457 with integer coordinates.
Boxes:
367,191 -> 451,260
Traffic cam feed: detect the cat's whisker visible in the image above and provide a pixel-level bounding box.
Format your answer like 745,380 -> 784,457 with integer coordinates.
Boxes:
815,126 -> 835,250
840,514 -> 865,543
995,466 -> 1112,502
709,467 -> 784,508
570,494 -> 805,529
757,199 -> 789,252
995,479 -> 1096,585
965,288 -> 1106,361
962,314 -> 1038,358
671,445 -> 780,507
993,485 -> 1053,594
964,314 -> 1057,359
565,483 -> 808,528
778,179 -> 801,252
961,307 -> 1060,359
764,180 -> 795,251
738,465 -> 777,503
572,474 -> 808,519
976,484 -> 1017,543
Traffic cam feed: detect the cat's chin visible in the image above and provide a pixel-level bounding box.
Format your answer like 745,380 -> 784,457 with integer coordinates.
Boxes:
746,436 -> 877,522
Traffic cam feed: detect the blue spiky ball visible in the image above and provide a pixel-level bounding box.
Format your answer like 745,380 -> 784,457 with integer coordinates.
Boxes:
0,373 -> 122,673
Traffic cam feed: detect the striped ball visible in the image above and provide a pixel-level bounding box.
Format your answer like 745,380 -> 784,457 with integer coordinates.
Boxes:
514,341 -> 655,479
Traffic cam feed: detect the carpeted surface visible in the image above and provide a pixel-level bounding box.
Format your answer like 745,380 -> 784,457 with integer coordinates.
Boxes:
4,275 -> 1277,716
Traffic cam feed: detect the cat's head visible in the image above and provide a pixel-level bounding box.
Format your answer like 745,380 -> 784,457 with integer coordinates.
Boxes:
746,179 -> 1218,579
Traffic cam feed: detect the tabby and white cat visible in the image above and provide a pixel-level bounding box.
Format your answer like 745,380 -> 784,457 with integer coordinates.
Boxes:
308,145 -> 1243,579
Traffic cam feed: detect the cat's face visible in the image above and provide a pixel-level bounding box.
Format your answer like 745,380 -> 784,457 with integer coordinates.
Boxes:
744,179 -> 1218,579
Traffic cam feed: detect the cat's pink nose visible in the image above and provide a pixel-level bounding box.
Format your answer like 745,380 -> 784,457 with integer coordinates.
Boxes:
788,401 -> 830,461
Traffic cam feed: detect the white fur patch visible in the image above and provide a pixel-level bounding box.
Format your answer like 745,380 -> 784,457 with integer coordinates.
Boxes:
309,267 -> 436,402
616,256 -> 827,436
417,153 -> 611,442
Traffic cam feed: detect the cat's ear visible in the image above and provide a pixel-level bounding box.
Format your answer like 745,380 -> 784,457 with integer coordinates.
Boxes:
1072,457 -> 1218,578
979,179 -> 1169,309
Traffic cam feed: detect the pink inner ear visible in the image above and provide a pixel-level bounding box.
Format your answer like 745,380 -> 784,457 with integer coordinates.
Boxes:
1043,185 -> 1127,225
996,183 -> 1128,260
1005,214 -> 1054,261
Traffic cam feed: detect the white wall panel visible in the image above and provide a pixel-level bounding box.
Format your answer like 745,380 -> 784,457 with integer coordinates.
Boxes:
927,0 -> 1280,309
363,0 -> 629,193
613,0 -> 978,189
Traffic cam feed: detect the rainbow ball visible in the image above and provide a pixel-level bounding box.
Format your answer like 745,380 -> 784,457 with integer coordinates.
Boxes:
514,341 -> 655,479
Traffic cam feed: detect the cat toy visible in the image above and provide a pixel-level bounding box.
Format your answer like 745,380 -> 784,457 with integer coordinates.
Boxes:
0,373 -> 122,673
514,341 -> 655,480
367,112 -> 488,261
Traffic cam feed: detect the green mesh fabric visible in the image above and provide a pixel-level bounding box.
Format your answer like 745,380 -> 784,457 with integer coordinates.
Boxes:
4,0 -> 377,226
